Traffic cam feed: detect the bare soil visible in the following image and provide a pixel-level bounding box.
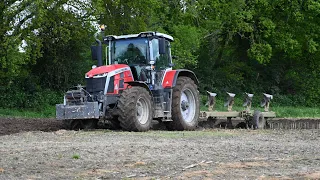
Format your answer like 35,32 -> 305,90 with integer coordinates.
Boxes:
0,117 -> 63,136
0,117 -> 320,179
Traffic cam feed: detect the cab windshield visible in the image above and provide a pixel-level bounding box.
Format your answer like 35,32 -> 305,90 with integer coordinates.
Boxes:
111,38 -> 148,65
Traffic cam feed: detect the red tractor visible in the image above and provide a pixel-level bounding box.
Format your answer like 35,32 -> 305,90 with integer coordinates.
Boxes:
56,31 -> 200,131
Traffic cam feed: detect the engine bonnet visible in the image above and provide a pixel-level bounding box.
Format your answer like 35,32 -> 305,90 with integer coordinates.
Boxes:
86,64 -> 130,78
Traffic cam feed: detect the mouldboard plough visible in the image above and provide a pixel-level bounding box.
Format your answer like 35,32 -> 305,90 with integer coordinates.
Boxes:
199,92 -> 320,129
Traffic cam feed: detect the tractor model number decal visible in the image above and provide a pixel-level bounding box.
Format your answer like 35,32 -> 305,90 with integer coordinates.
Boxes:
113,67 -> 131,74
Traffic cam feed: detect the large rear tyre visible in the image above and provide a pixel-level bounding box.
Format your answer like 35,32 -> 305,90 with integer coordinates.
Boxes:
63,119 -> 98,130
117,86 -> 153,131
165,76 -> 200,130
252,110 -> 266,129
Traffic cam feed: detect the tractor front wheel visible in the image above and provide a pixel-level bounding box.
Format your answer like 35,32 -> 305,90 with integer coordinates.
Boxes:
166,76 -> 200,130
117,86 -> 153,131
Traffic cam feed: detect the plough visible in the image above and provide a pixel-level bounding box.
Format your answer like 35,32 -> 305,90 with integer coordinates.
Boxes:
200,92 -> 276,129
199,92 -> 320,129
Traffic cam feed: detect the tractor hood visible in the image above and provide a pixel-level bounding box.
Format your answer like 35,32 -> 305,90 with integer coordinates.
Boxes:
86,64 -> 130,78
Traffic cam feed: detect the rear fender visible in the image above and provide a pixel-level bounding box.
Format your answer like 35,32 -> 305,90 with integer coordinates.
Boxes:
162,69 -> 199,88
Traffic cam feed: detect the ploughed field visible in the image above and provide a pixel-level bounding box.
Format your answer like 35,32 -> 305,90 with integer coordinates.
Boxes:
0,117 -> 320,179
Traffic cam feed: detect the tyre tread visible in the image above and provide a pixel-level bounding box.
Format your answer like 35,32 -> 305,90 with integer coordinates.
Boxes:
117,86 -> 152,131
165,76 -> 200,130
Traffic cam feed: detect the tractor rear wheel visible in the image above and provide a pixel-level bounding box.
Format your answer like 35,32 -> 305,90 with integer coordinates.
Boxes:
107,118 -> 121,130
117,86 -> 152,131
165,76 -> 200,130
63,119 -> 98,130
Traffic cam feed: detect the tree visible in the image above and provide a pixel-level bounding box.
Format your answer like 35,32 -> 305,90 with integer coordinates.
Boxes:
31,2 -> 95,90
0,0 -> 95,89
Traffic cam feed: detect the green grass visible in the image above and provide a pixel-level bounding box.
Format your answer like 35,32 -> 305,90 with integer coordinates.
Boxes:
271,106 -> 320,118
72,154 -> 80,159
0,106 -> 55,118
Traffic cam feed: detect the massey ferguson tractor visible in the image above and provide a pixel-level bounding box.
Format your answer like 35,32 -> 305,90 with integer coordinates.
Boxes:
56,31 -> 200,131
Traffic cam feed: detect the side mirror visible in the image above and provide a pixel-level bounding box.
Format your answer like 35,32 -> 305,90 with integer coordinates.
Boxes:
91,45 -> 103,66
159,38 -> 166,54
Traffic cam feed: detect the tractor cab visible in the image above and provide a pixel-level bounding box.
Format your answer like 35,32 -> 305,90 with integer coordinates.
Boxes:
103,32 -> 174,85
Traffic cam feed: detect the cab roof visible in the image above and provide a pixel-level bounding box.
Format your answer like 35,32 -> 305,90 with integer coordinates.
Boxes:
104,32 -> 174,42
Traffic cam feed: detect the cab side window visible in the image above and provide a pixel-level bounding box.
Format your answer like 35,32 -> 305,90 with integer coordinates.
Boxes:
151,39 -> 160,61
151,39 -> 170,70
